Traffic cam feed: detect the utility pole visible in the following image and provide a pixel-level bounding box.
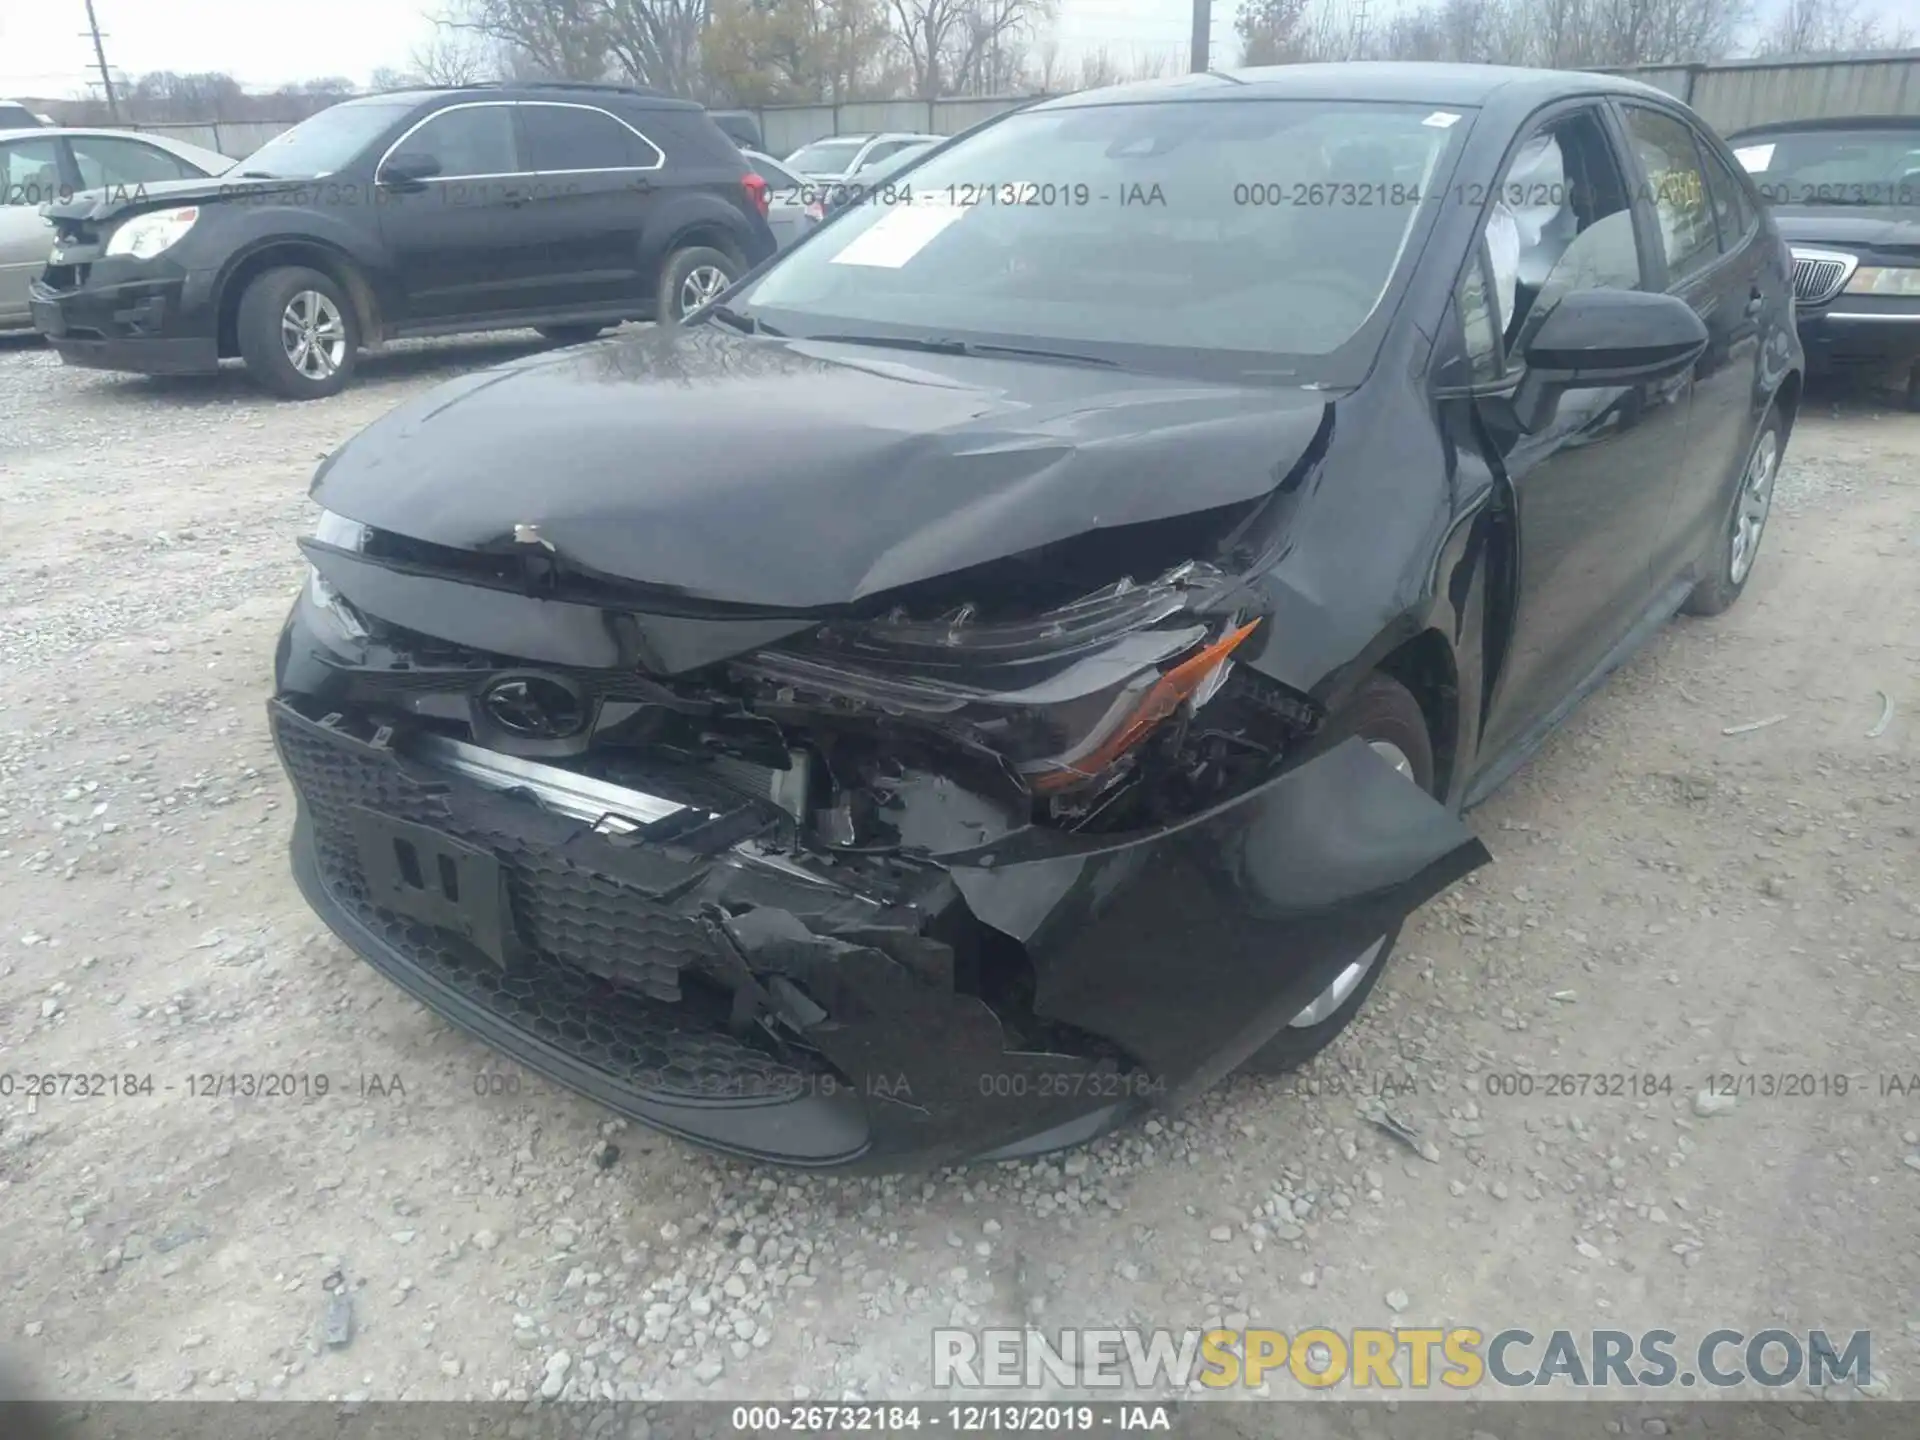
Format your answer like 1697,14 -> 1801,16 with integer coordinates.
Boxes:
1190,0 -> 1211,72
82,0 -> 120,124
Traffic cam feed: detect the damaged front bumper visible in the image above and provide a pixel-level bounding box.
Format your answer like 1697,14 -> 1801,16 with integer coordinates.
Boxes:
271,662 -> 1488,1171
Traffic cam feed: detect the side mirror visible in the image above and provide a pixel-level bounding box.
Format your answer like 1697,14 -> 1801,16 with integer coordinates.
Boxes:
1510,288 -> 1708,432
379,152 -> 441,188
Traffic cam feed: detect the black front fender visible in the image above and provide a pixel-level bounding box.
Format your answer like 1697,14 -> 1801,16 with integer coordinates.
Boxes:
951,736 -> 1489,1100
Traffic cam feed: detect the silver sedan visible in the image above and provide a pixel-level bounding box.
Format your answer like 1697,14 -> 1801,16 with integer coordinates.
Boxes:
740,149 -> 820,250
1,127 -> 234,331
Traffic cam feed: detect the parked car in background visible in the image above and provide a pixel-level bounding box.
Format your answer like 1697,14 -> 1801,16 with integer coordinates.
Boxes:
708,110 -> 763,151
26,82 -> 776,398
811,139 -> 938,221
0,100 -> 55,129
783,131 -> 942,183
1728,116 -> 1920,408
740,148 -> 819,248
1,126 -> 233,331
271,64 -> 1801,1170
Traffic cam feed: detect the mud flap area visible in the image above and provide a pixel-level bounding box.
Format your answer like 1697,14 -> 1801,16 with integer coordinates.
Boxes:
949,736 -> 1491,1103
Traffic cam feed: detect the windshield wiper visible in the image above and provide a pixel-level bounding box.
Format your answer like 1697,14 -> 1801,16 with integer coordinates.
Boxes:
701,303 -> 782,336
235,170 -> 280,179
807,333 -> 1119,368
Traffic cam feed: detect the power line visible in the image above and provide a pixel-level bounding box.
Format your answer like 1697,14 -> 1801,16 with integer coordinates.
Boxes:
81,0 -> 120,122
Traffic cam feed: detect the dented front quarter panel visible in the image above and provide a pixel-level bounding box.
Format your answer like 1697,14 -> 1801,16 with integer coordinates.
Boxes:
715,735 -> 1487,1168
947,736 -> 1489,1110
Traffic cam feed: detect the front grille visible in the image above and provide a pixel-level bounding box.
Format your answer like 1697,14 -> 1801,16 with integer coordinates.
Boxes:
275,706 -> 809,1103
274,709 -> 714,1003
1791,252 -> 1853,306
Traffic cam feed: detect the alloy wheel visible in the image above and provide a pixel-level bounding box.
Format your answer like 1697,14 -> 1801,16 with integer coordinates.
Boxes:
678,264 -> 731,317
1286,739 -> 1416,1029
281,290 -> 348,381
1729,427 -> 1778,586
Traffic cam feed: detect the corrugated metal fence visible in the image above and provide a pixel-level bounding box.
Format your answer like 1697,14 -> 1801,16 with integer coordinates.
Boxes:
1602,49 -> 1920,131
138,50 -> 1920,160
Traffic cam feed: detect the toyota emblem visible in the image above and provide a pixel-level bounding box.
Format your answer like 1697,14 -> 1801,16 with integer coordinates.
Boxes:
478,673 -> 588,739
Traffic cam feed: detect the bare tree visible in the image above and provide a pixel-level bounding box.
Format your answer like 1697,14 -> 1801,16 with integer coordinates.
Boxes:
411,28 -> 496,84
1026,35 -> 1064,91
1266,0 -> 1752,65
703,0 -> 899,102
1755,0 -> 1914,53
450,0 -> 616,83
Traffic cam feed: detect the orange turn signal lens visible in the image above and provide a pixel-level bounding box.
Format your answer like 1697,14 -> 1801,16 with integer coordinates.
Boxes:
1028,619 -> 1261,794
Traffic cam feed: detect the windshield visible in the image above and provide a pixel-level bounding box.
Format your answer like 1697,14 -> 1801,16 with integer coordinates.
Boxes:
737,98 -> 1466,383
236,99 -> 417,178
1733,128 -> 1920,206
786,138 -> 866,173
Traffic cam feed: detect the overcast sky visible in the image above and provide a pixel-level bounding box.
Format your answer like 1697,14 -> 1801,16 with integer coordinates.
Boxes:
0,0 -> 1904,99
5,0 -> 1236,97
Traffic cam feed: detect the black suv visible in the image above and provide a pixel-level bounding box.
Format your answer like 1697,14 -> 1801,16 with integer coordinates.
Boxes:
28,82 -> 777,398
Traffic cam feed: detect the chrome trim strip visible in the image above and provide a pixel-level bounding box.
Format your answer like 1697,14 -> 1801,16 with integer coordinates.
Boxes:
1819,311 -> 1920,321
373,99 -> 667,185
411,734 -> 694,828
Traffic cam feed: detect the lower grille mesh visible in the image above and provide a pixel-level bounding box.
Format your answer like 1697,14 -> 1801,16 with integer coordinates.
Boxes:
274,708 -> 806,1103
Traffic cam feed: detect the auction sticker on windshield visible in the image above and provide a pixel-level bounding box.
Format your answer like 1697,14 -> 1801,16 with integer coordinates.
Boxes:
829,198 -> 970,269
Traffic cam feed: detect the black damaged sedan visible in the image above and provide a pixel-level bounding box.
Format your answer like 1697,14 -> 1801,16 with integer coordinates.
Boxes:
271,64 -> 1803,1170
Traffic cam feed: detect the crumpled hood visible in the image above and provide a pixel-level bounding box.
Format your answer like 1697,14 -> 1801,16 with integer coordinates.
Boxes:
311,325 -> 1332,611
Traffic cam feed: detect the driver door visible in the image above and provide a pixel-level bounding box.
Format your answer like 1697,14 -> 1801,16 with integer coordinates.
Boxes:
374,102 -> 556,325
1469,104 -> 1695,768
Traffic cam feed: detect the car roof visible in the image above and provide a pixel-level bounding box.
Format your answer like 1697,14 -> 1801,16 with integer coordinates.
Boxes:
1726,114 -> 1920,138
353,85 -> 703,113
1031,61 -> 1677,113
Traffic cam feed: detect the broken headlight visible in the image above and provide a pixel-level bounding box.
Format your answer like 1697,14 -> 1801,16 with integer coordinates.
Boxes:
302,509 -> 371,644
734,565 -> 1262,796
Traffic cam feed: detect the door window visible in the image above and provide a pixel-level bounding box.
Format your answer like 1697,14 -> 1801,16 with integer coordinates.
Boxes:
1476,107 -> 1646,365
1456,242 -> 1504,383
857,141 -> 906,170
520,104 -> 661,172
1697,140 -> 1756,252
388,105 -> 519,179
1621,107 -> 1719,282
0,137 -> 64,206
70,136 -> 201,188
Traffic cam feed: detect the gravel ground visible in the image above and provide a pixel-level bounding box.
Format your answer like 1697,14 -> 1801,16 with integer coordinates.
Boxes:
1,331 -> 1916,1408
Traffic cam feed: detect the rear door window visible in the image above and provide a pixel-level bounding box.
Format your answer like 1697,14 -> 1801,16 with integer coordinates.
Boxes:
1621,106 -> 1719,282
70,135 -> 202,188
520,104 -> 661,172
1697,140 -> 1757,252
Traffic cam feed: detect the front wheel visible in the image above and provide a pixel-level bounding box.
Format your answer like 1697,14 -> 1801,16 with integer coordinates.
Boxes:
236,266 -> 359,400
1682,407 -> 1782,617
1243,672 -> 1435,1074
657,245 -> 739,324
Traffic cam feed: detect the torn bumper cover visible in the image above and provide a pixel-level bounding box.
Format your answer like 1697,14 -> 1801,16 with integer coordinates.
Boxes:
271,684 -> 1487,1171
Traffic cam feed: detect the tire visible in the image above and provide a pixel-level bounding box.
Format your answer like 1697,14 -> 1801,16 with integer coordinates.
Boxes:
1243,672 -> 1435,1075
656,245 -> 740,324
235,266 -> 359,400
536,324 -> 607,345
1681,406 -> 1783,617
